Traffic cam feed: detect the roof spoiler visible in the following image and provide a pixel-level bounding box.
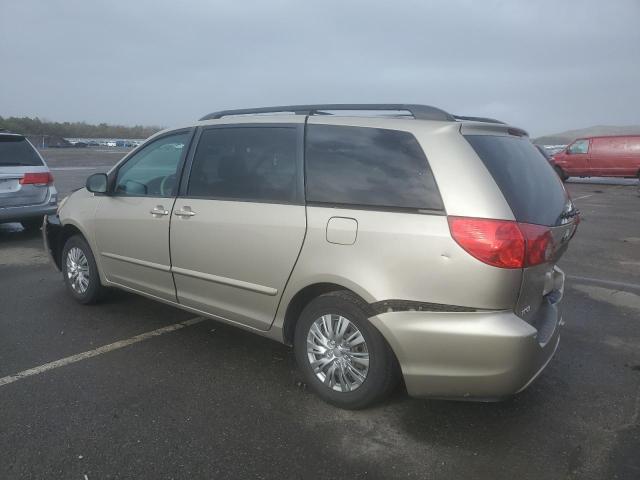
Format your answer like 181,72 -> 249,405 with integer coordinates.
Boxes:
460,121 -> 529,138
453,115 -> 506,125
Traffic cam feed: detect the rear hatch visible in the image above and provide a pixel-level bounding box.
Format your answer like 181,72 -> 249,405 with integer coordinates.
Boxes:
464,131 -> 578,324
0,135 -> 51,207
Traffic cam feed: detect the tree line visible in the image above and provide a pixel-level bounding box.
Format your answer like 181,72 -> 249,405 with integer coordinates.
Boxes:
0,116 -> 162,139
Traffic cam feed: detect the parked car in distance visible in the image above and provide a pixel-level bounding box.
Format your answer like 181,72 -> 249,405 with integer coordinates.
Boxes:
536,144 -> 567,180
551,135 -> 640,181
0,131 -> 57,230
535,144 -> 552,160
44,104 -> 579,409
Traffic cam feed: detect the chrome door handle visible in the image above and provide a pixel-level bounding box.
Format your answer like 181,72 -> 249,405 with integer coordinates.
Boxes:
150,205 -> 169,216
174,206 -> 196,217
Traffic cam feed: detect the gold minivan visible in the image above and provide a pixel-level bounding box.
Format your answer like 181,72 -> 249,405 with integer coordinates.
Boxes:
44,104 -> 578,409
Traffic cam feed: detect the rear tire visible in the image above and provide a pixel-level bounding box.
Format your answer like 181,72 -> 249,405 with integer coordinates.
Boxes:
20,218 -> 42,232
61,235 -> 106,304
294,291 -> 399,409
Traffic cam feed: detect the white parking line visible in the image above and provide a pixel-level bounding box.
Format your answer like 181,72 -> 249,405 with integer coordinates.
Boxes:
0,317 -> 204,388
568,275 -> 640,292
572,194 -> 595,201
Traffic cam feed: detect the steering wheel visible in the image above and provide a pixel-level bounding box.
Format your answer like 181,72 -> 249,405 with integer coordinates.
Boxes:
160,173 -> 177,196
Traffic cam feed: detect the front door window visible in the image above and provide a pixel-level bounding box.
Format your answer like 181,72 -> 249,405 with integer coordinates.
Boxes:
568,139 -> 589,154
115,132 -> 190,197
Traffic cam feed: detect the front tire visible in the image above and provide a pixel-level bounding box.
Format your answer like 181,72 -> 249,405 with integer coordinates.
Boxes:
294,291 -> 399,409
61,235 -> 106,304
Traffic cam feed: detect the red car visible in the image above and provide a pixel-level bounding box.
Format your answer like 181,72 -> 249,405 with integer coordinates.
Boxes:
551,136 -> 640,181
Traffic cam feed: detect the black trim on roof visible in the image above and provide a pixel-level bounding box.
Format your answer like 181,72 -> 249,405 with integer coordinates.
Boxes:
199,104 -> 515,130
200,104 -> 456,122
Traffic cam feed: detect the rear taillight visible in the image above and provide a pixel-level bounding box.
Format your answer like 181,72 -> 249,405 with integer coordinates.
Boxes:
518,223 -> 554,266
20,172 -> 54,185
448,216 -> 554,269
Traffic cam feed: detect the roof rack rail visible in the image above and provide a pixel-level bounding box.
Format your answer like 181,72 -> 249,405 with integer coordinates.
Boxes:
453,115 -> 506,125
199,104 -> 455,122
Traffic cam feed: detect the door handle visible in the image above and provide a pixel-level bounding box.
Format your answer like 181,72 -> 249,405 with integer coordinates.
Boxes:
150,205 -> 169,216
174,206 -> 196,217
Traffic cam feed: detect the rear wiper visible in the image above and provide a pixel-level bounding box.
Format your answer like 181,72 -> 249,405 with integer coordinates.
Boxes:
0,162 -> 33,166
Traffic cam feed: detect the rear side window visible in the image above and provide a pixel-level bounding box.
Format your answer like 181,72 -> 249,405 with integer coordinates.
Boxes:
305,125 -> 443,211
465,135 -> 569,226
187,127 -> 300,203
0,136 -> 44,166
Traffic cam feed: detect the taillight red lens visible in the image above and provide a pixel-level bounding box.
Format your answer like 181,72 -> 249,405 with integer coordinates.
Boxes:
448,217 -> 525,268
448,216 -> 555,269
20,172 -> 53,185
519,223 -> 554,266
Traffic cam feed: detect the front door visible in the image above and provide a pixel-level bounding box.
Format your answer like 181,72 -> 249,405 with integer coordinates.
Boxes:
94,130 -> 193,301
170,122 -> 306,330
564,138 -> 591,176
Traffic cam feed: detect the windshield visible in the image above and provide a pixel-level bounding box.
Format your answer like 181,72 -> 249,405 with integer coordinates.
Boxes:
465,134 -> 571,226
0,135 -> 44,166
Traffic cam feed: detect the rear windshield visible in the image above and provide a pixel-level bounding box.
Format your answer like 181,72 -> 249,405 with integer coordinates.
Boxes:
0,136 -> 43,166
465,134 -> 569,226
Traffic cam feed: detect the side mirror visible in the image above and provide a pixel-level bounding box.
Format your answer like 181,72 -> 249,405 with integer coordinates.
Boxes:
86,173 -> 108,194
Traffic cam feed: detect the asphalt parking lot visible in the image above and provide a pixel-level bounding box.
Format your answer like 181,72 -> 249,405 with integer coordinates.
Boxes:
1,149 -> 639,479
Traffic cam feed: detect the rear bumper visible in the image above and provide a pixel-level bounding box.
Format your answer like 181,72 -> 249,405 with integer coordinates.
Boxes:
0,187 -> 57,223
369,292 -> 563,400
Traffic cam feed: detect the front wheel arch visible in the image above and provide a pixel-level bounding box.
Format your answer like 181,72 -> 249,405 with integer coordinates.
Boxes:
61,234 -> 107,304
53,224 -> 85,269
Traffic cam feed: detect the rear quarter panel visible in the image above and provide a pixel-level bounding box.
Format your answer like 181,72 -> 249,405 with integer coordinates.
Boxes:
272,118 -> 523,338
281,206 -> 522,308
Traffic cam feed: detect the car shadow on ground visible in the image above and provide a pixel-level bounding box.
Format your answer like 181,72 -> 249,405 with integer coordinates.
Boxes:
566,177 -> 638,186
0,222 -> 42,244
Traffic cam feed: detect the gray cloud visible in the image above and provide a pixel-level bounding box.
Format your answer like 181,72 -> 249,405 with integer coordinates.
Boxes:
1,0 -> 639,136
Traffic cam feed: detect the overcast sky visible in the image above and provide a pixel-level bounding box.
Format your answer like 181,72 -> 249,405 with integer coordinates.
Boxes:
1,0 -> 639,136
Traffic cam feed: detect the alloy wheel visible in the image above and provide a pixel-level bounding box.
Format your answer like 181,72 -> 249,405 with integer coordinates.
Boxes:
66,247 -> 90,294
306,314 -> 370,392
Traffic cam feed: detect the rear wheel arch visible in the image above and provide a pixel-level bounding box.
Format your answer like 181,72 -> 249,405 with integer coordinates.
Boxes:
282,283 -> 374,346
291,289 -> 400,408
